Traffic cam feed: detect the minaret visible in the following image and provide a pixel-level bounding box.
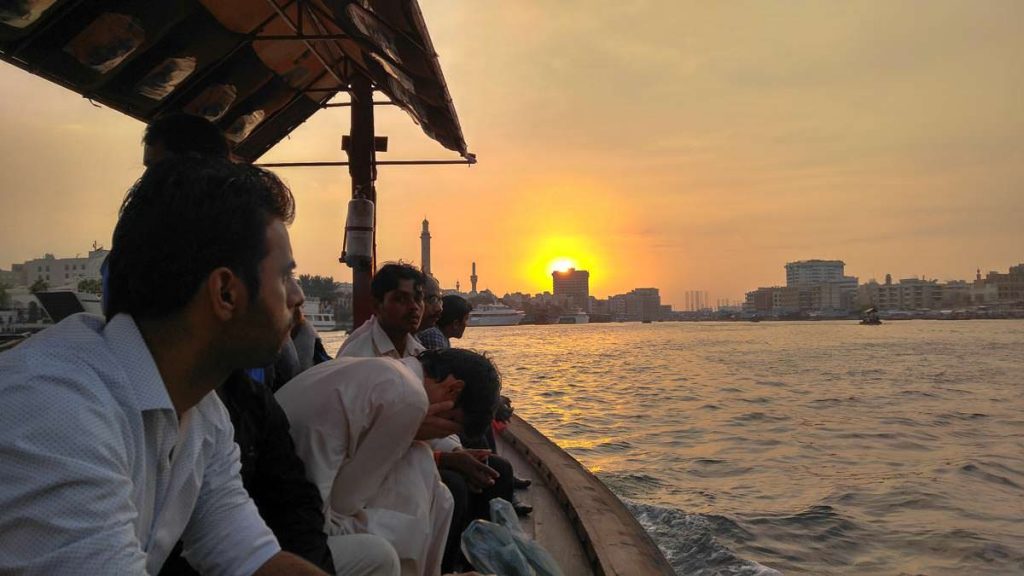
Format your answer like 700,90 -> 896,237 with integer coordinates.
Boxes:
470,262 -> 478,294
420,218 -> 431,276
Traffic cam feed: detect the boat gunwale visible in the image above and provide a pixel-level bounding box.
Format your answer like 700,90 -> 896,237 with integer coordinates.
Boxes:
501,415 -> 674,576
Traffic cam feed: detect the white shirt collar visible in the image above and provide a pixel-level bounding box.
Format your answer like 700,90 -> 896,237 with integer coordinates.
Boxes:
104,313 -> 174,412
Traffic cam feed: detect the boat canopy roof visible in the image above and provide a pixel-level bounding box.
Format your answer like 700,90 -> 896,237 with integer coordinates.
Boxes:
0,0 -> 468,162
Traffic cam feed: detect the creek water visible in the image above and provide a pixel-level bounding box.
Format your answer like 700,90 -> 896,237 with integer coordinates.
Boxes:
325,320 -> 1024,575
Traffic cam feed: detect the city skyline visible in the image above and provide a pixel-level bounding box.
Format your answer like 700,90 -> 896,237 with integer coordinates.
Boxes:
1,2 -> 1022,308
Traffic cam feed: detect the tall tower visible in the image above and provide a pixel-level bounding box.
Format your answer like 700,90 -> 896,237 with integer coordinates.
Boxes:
552,268 -> 590,312
420,218 -> 431,276
470,262 -> 478,294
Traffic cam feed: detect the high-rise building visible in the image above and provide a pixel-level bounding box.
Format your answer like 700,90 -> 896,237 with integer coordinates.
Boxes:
625,287 -> 660,321
420,218 -> 431,276
552,268 -> 590,312
785,259 -> 858,311
785,259 -> 846,287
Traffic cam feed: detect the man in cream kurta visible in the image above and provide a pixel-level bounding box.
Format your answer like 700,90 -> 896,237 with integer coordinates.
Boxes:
275,356 -> 452,576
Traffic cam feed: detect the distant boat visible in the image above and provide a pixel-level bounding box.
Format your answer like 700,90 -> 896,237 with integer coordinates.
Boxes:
859,307 -> 882,325
468,303 -> 525,327
303,298 -> 338,332
557,311 -> 589,324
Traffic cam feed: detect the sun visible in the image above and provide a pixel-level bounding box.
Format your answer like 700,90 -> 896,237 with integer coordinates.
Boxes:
548,258 -> 576,274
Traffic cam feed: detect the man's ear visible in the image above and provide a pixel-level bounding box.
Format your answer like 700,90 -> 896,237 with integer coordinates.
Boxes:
206,267 -> 247,321
446,378 -> 465,399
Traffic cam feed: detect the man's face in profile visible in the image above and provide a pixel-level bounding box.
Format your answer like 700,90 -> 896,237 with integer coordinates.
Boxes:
229,219 -> 303,365
418,277 -> 442,331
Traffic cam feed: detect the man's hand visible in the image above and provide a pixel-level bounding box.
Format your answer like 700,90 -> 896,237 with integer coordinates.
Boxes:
494,395 -> 514,422
415,400 -> 462,440
439,449 -> 499,491
424,374 -> 463,405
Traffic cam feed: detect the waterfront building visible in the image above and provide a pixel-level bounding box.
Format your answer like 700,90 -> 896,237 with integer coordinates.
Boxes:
785,259 -> 846,287
470,262 -> 478,294
858,276 -> 944,310
981,264 -> 1024,303
10,247 -> 109,289
743,286 -> 799,316
552,268 -> 590,312
784,259 -> 857,312
420,218 -> 431,276
609,294 -> 628,319
0,267 -> 15,286
625,287 -> 661,321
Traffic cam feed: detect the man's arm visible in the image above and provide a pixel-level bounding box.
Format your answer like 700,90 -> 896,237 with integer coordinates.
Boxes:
180,396 -> 281,576
249,382 -> 335,572
329,369 -> 428,515
253,551 -> 327,576
0,375 -> 147,574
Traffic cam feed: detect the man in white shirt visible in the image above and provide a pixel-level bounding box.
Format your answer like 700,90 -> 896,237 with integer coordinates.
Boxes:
275,349 -> 502,576
0,158 -> 380,575
337,263 -> 426,359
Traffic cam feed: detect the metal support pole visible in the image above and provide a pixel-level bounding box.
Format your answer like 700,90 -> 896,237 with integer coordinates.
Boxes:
348,74 -> 376,328
258,159 -> 475,167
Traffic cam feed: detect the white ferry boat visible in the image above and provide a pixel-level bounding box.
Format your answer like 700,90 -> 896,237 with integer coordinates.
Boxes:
558,311 -> 590,324
302,299 -> 337,332
468,304 -> 525,327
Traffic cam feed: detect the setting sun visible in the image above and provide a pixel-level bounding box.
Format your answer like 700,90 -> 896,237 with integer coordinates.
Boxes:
549,258 -> 576,274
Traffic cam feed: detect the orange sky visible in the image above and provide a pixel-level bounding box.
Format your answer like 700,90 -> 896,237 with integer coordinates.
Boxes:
1,1 -> 1022,307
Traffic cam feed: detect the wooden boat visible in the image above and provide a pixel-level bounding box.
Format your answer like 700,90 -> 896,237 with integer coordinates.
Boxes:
1,2 -> 673,573
499,416 -> 674,575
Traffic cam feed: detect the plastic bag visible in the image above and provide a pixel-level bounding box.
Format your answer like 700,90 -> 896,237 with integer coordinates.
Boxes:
460,520 -> 535,576
489,499 -> 564,576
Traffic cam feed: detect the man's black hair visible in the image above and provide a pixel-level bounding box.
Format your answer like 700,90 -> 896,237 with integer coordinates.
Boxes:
371,263 -> 425,302
437,295 -> 473,328
105,157 -> 295,321
418,348 -> 501,438
144,113 -> 230,161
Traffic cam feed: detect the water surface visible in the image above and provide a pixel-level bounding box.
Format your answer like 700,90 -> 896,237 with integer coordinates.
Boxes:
327,320 -> 1024,575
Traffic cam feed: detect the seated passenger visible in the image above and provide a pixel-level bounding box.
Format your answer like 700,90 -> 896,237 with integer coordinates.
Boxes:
415,275 -> 446,349
275,349 -> 501,576
419,295 -> 472,351
337,263 -> 426,359
139,114 -> 399,576
0,158 -> 326,575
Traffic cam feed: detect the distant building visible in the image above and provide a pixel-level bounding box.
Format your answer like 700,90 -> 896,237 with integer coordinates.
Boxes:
743,286 -> 799,316
552,268 -> 590,312
785,259 -> 857,312
470,262 -> 478,294
982,264 -> 1024,303
786,259 -> 846,287
858,276 -> 943,310
625,288 -> 660,321
11,247 -> 109,289
609,294 -> 628,318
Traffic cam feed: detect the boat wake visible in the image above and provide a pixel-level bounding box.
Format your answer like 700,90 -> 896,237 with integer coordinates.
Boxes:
625,501 -> 782,576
